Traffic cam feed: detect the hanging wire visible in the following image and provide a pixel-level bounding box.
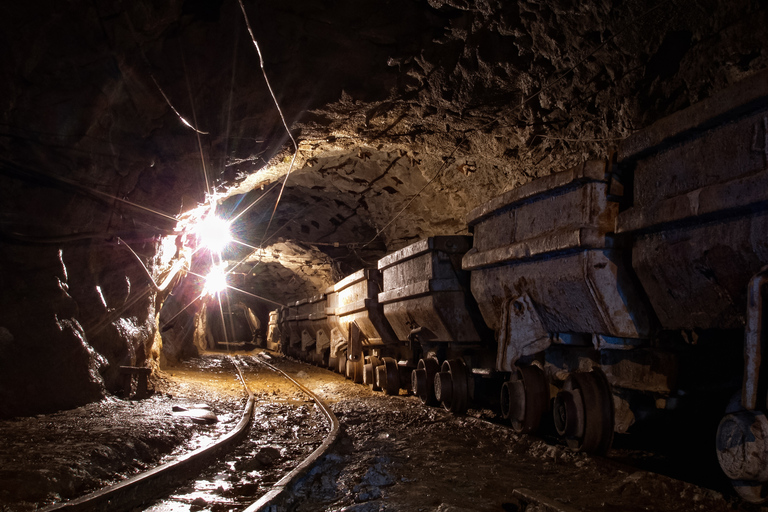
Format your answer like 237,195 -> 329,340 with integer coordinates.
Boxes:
179,39 -> 213,199
237,0 -> 299,248
121,9 -> 209,136
149,75 -> 210,135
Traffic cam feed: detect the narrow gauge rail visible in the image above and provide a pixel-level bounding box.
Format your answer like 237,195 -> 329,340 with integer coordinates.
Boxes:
43,354 -> 338,512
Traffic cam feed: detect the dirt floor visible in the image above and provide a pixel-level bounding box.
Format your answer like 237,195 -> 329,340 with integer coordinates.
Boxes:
0,355 -> 247,511
267,356 -> 767,512
2,350 -> 768,511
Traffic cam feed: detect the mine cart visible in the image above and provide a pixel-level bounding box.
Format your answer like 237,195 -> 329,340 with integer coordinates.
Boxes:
294,293 -> 331,365
463,159 -> 652,366
326,268 -> 399,389
462,159 -> 653,452
324,284 -> 345,373
377,235 -> 494,410
282,302 -> 302,357
615,67 -> 768,501
266,310 -> 281,352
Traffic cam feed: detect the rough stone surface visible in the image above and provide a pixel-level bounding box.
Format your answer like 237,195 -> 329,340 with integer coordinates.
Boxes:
1,0 -> 767,415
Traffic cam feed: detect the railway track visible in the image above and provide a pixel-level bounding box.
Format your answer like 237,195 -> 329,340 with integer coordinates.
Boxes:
30,351 -> 745,512
41,354 -> 338,512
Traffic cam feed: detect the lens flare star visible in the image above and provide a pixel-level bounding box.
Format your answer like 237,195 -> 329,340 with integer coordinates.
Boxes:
195,215 -> 232,253
203,262 -> 229,296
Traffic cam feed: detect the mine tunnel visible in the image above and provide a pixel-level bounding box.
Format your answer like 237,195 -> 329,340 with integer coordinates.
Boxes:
1,0 -> 768,510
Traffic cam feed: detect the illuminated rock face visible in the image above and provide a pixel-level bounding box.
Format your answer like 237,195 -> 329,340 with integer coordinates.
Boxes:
1,0 -> 767,416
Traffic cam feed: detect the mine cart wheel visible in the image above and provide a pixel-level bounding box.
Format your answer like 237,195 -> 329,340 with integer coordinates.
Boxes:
328,356 -> 338,372
716,409 -> 768,503
381,357 -> 400,396
412,357 -> 441,406
338,352 -> 348,376
365,356 -> 383,391
553,368 -> 614,454
435,359 -> 469,414
501,365 -> 549,434
730,481 -> 768,504
348,358 -> 365,384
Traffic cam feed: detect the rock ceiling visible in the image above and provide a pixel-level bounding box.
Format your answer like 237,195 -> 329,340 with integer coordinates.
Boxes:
0,0 -> 766,416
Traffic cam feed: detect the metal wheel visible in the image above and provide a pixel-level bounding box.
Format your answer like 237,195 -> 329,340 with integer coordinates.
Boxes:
553,368 -> 614,454
412,357 -> 440,406
337,352 -> 347,376
717,409 -> 768,504
365,356 -> 382,391
434,359 -> 469,414
382,357 -> 400,396
328,356 -> 338,372
349,358 -> 365,384
501,365 -> 549,434
375,364 -> 387,392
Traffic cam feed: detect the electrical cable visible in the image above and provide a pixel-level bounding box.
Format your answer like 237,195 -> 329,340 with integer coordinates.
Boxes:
237,0 -> 299,250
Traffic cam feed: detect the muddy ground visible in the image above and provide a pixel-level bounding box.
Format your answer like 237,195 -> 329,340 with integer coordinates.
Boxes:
1,350 -> 766,511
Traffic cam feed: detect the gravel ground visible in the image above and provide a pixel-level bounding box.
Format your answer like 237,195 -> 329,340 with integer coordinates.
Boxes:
2,350 -> 767,512
0,355 -> 246,511
267,356 -> 767,512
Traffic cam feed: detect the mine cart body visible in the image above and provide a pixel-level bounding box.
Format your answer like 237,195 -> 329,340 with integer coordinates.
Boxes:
306,293 -> 332,355
294,295 -> 318,351
378,236 -> 490,349
328,268 -> 397,357
276,305 -> 292,348
266,310 -> 281,351
284,302 -> 302,347
617,69 -> 768,331
463,160 -> 653,371
325,284 -> 341,356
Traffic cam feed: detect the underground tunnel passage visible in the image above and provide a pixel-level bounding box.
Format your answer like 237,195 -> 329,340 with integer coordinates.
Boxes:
1,0 -> 768,510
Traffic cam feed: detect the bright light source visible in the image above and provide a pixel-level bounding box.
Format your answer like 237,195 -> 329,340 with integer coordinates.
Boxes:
203,263 -> 228,296
195,215 -> 232,253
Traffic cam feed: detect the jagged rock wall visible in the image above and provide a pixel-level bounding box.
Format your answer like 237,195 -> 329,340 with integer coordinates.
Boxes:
0,0 -> 766,417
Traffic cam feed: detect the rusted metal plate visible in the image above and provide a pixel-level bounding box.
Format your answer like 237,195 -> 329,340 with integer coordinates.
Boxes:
326,268 -> 397,347
618,68 -> 768,330
266,310 -> 280,351
278,305 -> 294,345
465,161 -> 650,370
285,299 -> 306,347
617,167 -> 768,234
294,294 -> 329,349
632,213 -> 768,330
620,67 -> 768,163
377,236 -> 471,270
378,236 -> 490,345
466,159 -> 610,227
471,251 -> 652,339
467,182 -> 617,256
622,107 -> 768,210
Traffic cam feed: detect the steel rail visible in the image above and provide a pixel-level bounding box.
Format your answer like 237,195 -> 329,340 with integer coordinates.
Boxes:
243,355 -> 341,512
41,359 -> 255,512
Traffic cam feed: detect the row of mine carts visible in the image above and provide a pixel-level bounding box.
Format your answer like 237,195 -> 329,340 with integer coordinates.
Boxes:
266,69 -> 768,501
